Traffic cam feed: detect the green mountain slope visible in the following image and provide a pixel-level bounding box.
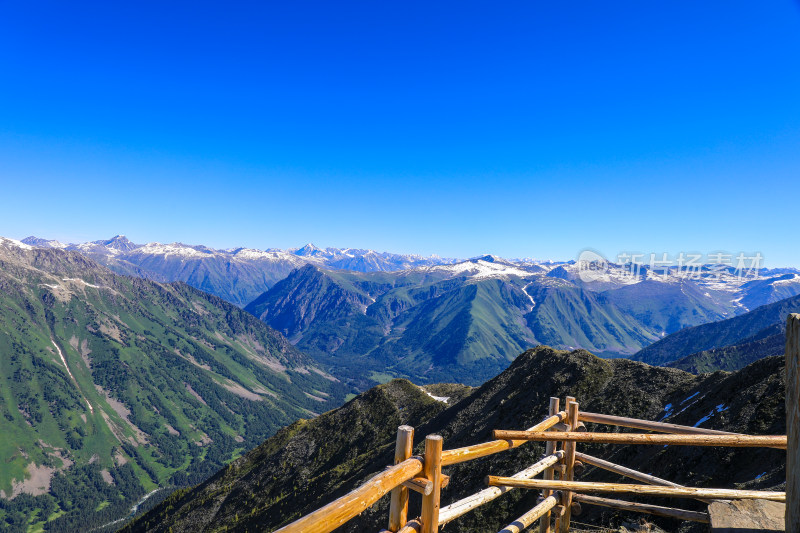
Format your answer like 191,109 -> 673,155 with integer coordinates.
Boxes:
666,324 -> 785,373
603,279 -> 734,334
523,279 -> 661,357
246,262 -> 700,386
631,293 -> 800,366
0,240 -> 348,532
125,347 -> 784,533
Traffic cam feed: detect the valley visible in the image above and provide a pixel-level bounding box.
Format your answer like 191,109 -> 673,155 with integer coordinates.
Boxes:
0,238 -> 349,532
3,234 -> 797,532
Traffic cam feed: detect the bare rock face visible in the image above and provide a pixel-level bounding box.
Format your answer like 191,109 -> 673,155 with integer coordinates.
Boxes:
708,499 -> 785,532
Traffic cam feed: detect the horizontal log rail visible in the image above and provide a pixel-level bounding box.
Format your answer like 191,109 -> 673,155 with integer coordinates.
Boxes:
498,493 -> 560,533
276,394 -> 789,533
574,452 -> 679,488
578,411 -> 785,450
485,477 -> 787,502
578,411 -> 738,435
572,494 -> 709,523
441,411 -> 566,466
492,431 -> 788,448
274,457 -> 423,533
438,451 -> 564,525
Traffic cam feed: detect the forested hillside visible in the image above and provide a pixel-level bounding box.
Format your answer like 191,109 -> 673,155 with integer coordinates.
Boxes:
0,239 -> 349,532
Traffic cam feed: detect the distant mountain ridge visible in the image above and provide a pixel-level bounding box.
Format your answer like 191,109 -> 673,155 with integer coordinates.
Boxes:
667,323 -> 785,373
21,236 -> 800,310
244,256 -> 800,387
18,236 -> 800,384
631,292 -> 800,367
21,236 -> 461,306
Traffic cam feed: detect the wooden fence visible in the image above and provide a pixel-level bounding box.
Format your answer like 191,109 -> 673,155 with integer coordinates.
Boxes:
274,317 -> 799,533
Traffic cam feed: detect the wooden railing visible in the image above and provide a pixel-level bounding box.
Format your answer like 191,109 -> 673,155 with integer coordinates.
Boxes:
269,314 -> 800,532
274,395 -> 787,533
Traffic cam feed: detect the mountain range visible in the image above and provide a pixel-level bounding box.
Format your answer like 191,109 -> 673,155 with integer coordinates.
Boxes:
19,236 -> 800,384
0,237 -> 348,532
17,235 -> 800,387
245,256 -> 800,386
124,346 -> 785,533
21,236 -> 459,307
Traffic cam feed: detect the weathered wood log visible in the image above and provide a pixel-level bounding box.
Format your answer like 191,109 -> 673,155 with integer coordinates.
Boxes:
438,451 -> 564,525
399,519 -> 422,533
379,518 -> 422,533
573,494 -> 710,523
559,401 -> 579,533
389,425 -> 414,530
485,477 -> 786,502
421,435 -> 443,533
539,397 -> 560,533
401,474 -> 449,496
578,411 -> 737,435
492,431 -> 787,448
554,397 -> 575,533
403,477 -> 433,496
275,457 -> 423,533
575,452 -> 682,488
573,451 -> 714,504
788,313 -> 800,532
441,410 -> 566,466
570,502 -> 582,516
498,494 -> 560,533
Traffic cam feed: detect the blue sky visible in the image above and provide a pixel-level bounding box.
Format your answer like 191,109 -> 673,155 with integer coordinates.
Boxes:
1,1 -> 799,265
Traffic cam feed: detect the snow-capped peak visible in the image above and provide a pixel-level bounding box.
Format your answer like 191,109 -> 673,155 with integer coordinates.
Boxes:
97,235 -> 139,252
294,243 -> 325,257
21,236 -> 69,249
132,242 -> 214,258
0,236 -> 34,250
424,258 -> 537,279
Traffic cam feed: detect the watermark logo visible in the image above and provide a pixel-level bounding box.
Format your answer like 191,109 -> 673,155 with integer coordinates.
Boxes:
577,250 -> 610,282
576,250 -> 763,283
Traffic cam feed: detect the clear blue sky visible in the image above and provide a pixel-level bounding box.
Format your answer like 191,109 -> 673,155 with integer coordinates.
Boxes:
1,1 -> 799,265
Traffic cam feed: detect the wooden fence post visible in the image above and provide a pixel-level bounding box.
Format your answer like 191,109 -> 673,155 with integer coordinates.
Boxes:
559,401 -> 580,533
554,397 -> 575,532
539,397 -> 560,533
421,435 -> 444,533
788,314 -> 800,531
388,425 -> 415,531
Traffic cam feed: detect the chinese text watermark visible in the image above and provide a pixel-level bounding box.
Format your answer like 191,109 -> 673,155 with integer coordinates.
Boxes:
576,250 -> 763,283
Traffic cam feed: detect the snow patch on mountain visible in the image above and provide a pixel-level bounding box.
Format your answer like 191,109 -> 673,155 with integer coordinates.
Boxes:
773,273 -> 800,286
21,236 -> 69,249
424,258 -> 537,280
0,237 -> 34,250
132,243 -> 213,258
